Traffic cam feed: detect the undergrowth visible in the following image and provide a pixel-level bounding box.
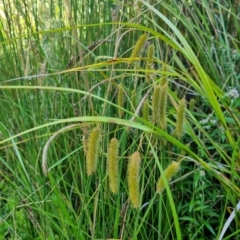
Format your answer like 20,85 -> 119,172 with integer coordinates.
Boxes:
0,0 -> 239,239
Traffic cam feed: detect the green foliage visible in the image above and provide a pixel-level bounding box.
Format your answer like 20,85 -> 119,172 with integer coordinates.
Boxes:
0,0 -> 239,239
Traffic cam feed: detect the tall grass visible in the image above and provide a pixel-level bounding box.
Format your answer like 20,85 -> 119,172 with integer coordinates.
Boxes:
0,0 -> 239,239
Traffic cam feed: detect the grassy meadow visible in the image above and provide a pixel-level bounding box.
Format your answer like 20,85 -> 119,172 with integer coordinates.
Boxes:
0,0 -> 240,239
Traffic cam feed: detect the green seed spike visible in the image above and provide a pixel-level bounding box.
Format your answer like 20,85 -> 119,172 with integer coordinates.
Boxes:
127,151 -> 141,208
159,82 -> 168,130
86,127 -> 101,176
145,44 -> 155,82
107,138 -> 119,194
156,161 -> 180,193
175,98 -> 186,138
129,33 -> 148,64
152,85 -> 161,124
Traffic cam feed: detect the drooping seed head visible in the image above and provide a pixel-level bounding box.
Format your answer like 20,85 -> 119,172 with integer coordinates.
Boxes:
156,161 -> 180,193
129,33 -> 148,64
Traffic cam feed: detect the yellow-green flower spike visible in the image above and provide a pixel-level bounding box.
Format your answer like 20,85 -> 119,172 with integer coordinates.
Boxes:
142,99 -> 149,122
107,138 -> 120,194
129,33 -> 147,64
156,161 -> 180,193
145,44 -> 155,82
117,84 -> 124,118
86,127 -> 101,176
127,151 -> 141,208
175,98 -> 186,138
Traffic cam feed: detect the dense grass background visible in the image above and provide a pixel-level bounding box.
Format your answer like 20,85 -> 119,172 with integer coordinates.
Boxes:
0,0 -> 239,239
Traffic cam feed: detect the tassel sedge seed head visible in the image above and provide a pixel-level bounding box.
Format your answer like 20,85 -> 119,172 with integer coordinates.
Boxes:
107,138 -> 120,194
127,151 -> 141,208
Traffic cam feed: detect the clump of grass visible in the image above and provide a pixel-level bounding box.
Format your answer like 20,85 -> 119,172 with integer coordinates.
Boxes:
107,138 -> 120,194
156,161 -> 180,193
174,98 -> 186,138
86,127 -> 101,176
127,151 -> 141,208
1,0 -> 240,238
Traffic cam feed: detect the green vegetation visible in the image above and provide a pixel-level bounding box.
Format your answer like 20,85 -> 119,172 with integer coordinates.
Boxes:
0,0 -> 239,239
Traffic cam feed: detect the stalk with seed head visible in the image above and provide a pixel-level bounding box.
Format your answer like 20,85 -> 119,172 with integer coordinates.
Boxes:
175,98 -> 186,138
152,85 -> 161,124
107,138 -> 119,194
142,99 -> 149,122
129,33 -> 147,64
156,161 -> 180,193
86,127 -> 101,176
117,84 -> 124,118
159,82 -> 168,129
189,98 -> 195,112
127,151 -> 141,208
145,44 -> 155,82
